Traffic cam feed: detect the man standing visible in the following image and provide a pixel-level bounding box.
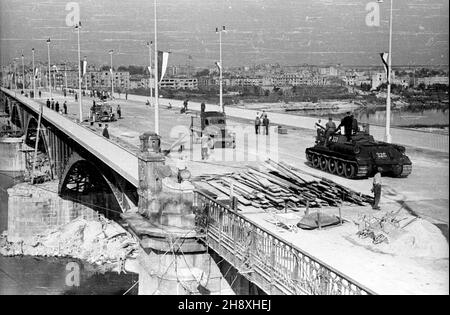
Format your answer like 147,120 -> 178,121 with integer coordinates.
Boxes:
117,105 -> 122,119
102,124 -> 110,139
255,113 -> 261,135
46,98 -> 50,108
325,117 -> 336,145
39,90 -> 42,98
263,114 -> 270,136
51,99 -> 55,110
55,101 -> 60,113
201,134 -> 210,160
63,101 -> 68,115
337,112 -> 354,142
372,167 -> 382,210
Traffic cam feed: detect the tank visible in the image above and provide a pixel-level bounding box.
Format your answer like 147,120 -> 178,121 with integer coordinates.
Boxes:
305,130 -> 412,179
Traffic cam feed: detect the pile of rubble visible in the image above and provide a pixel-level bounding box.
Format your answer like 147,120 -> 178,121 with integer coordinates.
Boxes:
0,216 -> 140,272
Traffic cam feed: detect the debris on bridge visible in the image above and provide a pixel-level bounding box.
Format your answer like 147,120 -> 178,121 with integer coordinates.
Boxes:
0,216 -> 140,273
196,160 -> 373,211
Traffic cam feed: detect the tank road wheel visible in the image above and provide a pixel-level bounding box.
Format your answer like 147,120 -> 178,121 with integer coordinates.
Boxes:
344,163 -> 356,179
306,152 -> 313,163
312,155 -> 320,168
320,157 -> 328,171
336,161 -> 345,176
328,159 -> 337,174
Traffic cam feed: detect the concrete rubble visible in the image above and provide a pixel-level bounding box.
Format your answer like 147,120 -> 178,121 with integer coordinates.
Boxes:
0,216 -> 140,273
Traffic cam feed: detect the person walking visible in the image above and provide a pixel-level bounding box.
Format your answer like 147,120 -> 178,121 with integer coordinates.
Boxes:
372,167 -> 382,210
63,101 -> 67,115
55,101 -> 60,113
46,98 -> 50,108
51,99 -> 55,111
102,124 -> 110,139
255,113 -> 261,135
117,105 -> 122,119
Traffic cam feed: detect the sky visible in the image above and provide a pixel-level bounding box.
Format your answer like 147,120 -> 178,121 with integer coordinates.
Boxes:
0,0 -> 448,69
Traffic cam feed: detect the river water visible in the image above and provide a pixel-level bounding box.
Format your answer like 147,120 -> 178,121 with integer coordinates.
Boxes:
287,107 -> 449,129
0,172 -> 138,295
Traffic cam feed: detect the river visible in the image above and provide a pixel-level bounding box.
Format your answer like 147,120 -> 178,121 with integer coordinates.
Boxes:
0,172 -> 138,295
284,107 -> 449,129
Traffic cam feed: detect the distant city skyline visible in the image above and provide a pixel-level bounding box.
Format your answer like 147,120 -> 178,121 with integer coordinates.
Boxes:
0,0 -> 448,69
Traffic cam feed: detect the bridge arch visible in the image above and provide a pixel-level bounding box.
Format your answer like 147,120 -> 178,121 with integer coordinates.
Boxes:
10,104 -> 22,129
24,116 -> 49,154
58,153 -> 123,219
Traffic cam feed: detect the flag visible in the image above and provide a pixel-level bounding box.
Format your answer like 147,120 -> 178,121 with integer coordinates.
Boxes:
215,61 -> 222,72
380,52 -> 389,82
35,68 -> 39,79
157,51 -> 170,82
80,59 -> 87,76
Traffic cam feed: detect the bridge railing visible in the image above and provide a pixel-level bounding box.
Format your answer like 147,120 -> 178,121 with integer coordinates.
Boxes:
193,190 -> 375,295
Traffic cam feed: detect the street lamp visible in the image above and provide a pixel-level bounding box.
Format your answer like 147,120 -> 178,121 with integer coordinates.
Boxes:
32,48 -> 36,98
75,21 -> 83,123
146,41 -> 153,104
216,26 -> 226,113
21,52 -> 25,91
378,0 -> 393,143
46,38 -> 52,99
109,49 -> 114,97
154,0 -> 160,135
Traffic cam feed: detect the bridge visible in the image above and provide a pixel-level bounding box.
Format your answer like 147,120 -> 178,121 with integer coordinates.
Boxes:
0,87 -> 447,295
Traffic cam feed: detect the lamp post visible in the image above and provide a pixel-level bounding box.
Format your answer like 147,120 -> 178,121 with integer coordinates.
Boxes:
75,21 -> 83,123
109,49 -> 114,97
46,38 -> 52,99
378,0 -> 393,143
216,26 -> 226,113
147,41 -> 153,104
154,0 -> 160,135
21,52 -> 25,91
32,48 -> 36,98
13,58 -> 18,94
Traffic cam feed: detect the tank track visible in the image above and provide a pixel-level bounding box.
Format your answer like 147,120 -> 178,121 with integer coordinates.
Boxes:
306,151 -> 368,179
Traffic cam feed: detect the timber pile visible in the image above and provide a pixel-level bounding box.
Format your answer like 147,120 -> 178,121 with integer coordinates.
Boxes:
199,160 -> 373,211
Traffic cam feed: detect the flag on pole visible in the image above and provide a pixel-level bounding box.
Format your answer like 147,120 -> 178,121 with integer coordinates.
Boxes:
380,52 -> 389,82
215,61 -> 222,72
80,59 -> 87,76
35,68 -> 39,79
157,51 -> 170,82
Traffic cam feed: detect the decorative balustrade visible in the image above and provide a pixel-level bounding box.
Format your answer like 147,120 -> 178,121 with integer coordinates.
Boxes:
193,190 -> 375,295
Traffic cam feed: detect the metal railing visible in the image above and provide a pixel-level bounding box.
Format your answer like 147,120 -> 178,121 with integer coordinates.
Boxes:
194,190 -> 376,295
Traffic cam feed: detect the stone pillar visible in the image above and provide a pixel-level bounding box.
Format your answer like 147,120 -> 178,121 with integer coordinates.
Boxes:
0,138 -> 26,172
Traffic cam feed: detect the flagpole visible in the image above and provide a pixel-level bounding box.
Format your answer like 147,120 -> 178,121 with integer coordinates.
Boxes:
154,0 -> 159,135
32,48 -> 36,98
109,50 -> 114,98
147,41 -> 153,104
64,62 -> 68,93
385,0 -> 393,143
76,22 -> 83,123
47,39 -> 52,99
21,52 -> 25,91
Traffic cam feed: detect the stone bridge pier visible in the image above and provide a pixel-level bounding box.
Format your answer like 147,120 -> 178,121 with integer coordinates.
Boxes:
126,133 -> 233,295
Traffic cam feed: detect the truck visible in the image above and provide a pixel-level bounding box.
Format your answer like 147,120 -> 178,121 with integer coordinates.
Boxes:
190,104 -> 236,149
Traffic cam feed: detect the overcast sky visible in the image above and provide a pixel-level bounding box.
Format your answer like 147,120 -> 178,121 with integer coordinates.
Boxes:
0,0 -> 448,68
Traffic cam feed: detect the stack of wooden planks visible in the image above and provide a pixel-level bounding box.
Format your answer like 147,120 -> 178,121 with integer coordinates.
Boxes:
198,160 -> 374,211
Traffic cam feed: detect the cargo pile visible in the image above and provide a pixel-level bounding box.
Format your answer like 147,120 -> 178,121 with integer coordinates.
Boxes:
198,160 -> 374,211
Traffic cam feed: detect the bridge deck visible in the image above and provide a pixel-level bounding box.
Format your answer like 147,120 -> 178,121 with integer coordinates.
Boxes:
1,88 -> 139,187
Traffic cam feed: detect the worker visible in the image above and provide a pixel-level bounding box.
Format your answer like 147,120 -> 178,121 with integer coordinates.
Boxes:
255,113 -> 261,135
102,124 -> 110,139
324,117 -> 336,145
336,112 -> 354,142
371,167 -> 382,210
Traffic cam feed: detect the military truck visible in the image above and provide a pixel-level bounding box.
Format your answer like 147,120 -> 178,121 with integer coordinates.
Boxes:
305,127 -> 412,179
92,102 -> 116,122
190,104 -> 236,149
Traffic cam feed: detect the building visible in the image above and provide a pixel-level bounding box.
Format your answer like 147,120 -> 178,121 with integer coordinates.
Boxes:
417,76 -> 449,86
160,77 -> 198,90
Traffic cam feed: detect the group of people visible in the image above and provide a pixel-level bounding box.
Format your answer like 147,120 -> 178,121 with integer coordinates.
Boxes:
316,112 -> 361,144
46,98 -> 67,115
254,111 -> 270,135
